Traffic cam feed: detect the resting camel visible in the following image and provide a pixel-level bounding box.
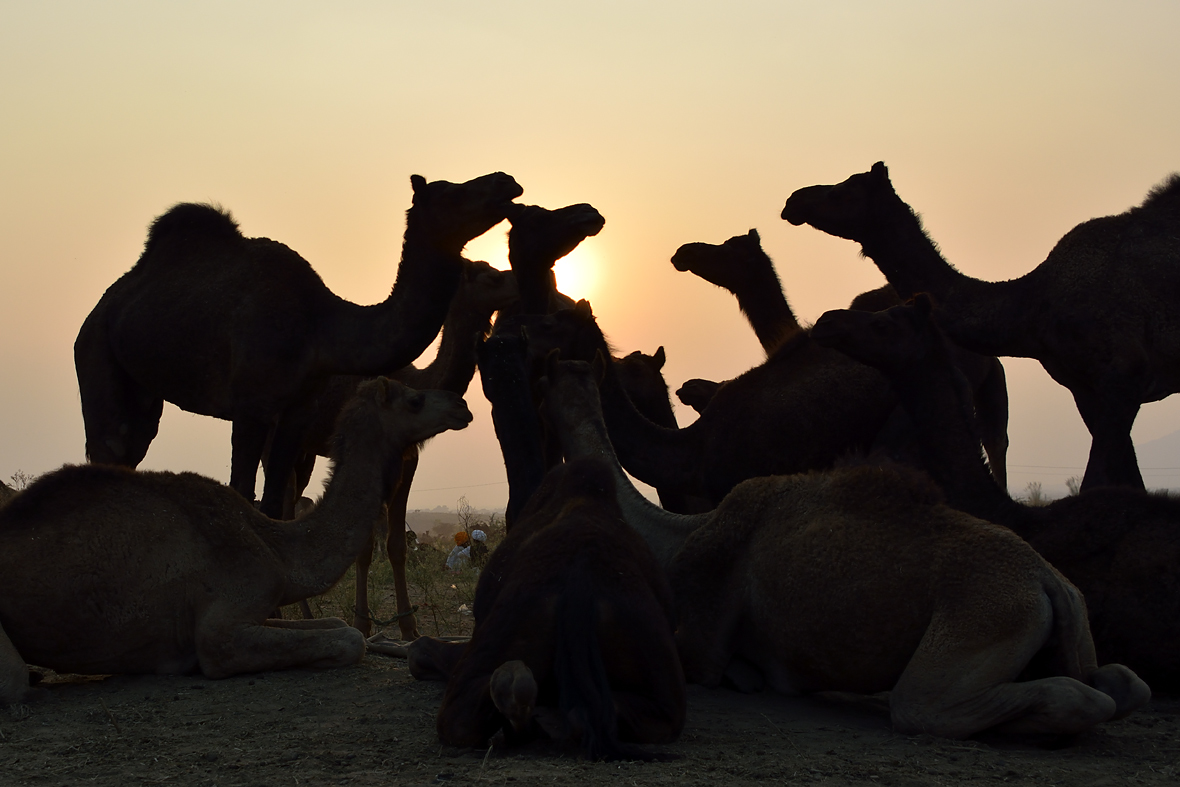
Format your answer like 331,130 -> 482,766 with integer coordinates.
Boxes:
670,229 -> 1009,486
75,172 -> 522,518
524,300 -> 897,506
539,354 -> 1150,738
429,457 -> 685,759
812,295 -> 1180,692
0,378 -> 472,705
783,162 -> 1180,491
265,258 -> 518,638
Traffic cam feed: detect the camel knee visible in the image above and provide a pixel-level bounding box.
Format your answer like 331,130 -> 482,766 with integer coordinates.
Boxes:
490,660 -> 538,734
1088,663 -> 1151,719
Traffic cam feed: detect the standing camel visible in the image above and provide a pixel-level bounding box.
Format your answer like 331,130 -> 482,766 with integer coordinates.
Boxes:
811,295 -> 1180,692
783,162 -> 1180,491
538,354 -> 1150,739
75,172 -> 522,517
0,378 -> 472,705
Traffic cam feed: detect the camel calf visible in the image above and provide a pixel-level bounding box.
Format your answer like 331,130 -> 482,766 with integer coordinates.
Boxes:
432,458 -> 686,759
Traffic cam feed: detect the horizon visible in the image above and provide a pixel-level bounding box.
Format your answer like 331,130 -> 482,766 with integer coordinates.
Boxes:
2,3 -> 1179,509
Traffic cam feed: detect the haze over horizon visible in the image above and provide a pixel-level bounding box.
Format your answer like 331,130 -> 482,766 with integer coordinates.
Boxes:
2,2 -> 1179,509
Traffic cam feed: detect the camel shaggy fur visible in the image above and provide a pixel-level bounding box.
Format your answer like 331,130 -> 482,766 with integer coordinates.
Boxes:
540,355 -> 1150,738
0,378 -> 472,705
431,458 -> 685,759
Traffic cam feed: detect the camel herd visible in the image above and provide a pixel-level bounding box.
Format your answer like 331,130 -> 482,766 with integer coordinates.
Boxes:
1,165 -> 1178,758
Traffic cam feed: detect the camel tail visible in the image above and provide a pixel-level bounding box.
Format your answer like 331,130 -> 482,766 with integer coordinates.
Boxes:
554,557 -> 621,761
1041,570 -> 1099,681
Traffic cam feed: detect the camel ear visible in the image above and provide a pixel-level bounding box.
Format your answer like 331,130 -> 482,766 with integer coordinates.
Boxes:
871,162 -> 889,181
373,376 -> 392,404
574,299 -> 593,318
544,348 -> 561,381
592,350 -> 608,384
410,174 -> 427,193
652,346 -> 666,369
747,228 -> 760,241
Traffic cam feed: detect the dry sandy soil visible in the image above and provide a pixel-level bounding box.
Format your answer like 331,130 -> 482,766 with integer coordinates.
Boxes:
3,652 -> 1177,787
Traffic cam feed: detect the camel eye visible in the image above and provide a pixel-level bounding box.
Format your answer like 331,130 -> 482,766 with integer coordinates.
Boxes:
407,392 -> 425,413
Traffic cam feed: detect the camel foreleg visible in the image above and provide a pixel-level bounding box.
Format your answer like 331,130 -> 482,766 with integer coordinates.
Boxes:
196,619 -> 364,679
385,446 -> 421,640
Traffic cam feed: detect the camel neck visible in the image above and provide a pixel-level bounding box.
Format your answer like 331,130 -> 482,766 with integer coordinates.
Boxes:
320,228 -> 464,375
268,431 -> 401,603
889,339 -> 1034,529
731,263 -> 804,356
395,293 -> 492,395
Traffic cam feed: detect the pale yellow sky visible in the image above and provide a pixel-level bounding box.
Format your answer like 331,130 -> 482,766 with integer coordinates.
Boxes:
2,1 -> 1178,507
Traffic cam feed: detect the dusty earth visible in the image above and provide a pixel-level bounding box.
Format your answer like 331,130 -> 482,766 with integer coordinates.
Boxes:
2,652 -> 1177,787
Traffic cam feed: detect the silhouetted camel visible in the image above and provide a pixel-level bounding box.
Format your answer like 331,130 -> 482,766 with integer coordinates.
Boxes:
430,458 -> 684,759
75,172 -> 522,517
0,378 -> 472,705
672,230 -> 1009,486
504,202 -> 604,315
538,354 -> 1149,738
784,162 -> 1180,491
812,295 -> 1180,692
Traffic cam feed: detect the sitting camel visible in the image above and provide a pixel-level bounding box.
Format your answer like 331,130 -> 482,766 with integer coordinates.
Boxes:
538,354 -> 1150,738
524,300 -> 897,507
75,172 -> 522,518
265,258 -> 518,638
0,378 -> 472,705
811,295 -> 1180,692
428,457 -> 685,759
783,162 -> 1180,491
670,229 -> 1009,486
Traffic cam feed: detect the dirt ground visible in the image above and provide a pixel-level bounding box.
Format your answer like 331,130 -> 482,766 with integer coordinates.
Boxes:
3,652 -> 1177,787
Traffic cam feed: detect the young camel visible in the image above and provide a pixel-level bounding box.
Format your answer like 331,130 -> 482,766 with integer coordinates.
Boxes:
783,163 -> 1180,491
670,229 -> 1009,487
0,378 -> 472,705
266,259 -> 518,638
811,295 -> 1180,692
430,457 -> 685,759
539,354 -> 1150,739
75,172 -> 521,518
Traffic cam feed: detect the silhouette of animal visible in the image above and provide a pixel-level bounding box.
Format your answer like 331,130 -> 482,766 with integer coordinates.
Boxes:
671,230 -> 1009,486
784,162 -> 1180,491
812,295 -> 1180,692
75,172 -> 522,517
524,300 -> 897,506
430,457 -> 685,759
539,355 -> 1150,738
265,258 -> 518,638
0,378 -> 472,705
504,202 -> 604,314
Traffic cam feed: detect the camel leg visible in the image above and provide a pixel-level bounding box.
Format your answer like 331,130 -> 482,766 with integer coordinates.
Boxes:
353,526 -> 377,636
196,617 -> 365,679
889,588 -> 1118,738
598,599 -> 686,744
385,447 -> 420,640
230,418 -> 269,504
407,637 -> 469,682
973,357 -> 1009,489
1073,389 -> 1144,491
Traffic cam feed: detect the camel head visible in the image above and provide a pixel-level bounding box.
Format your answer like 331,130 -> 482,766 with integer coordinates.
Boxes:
458,259 -> 519,317
781,161 -> 893,241
522,299 -> 609,368
409,172 -> 524,254
333,377 -> 473,465
670,229 -> 766,292
811,293 -> 937,374
539,351 -> 610,457
506,203 -> 605,269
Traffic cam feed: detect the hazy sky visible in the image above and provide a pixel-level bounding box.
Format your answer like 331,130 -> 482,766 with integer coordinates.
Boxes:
2,1 -> 1178,509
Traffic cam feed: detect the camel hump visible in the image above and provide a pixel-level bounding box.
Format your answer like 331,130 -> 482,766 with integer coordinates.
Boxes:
143,203 -> 242,256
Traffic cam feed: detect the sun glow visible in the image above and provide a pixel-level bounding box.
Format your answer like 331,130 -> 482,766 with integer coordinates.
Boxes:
553,246 -> 599,305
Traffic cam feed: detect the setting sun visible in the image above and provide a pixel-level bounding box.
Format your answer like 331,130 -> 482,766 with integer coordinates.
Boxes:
553,246 -> 599,304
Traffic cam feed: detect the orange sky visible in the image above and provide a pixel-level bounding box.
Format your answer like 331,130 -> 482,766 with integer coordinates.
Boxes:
2,2 -> 1179,508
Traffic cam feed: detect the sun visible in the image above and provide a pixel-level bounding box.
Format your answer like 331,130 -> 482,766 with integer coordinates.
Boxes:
553,246 -> 600,304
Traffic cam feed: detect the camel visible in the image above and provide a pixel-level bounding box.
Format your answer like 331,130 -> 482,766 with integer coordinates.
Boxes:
811,295 -> 1180,692
538,354 -> 1150,738
0,377 -> 473,706
503,202 -> 604,315
670,230 -> 1009,486
783,162 -> 1180,491
430,457 -> 685,759
524,300 -> 898,506
266,258 -> 518,638
75,172 -> 522,518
